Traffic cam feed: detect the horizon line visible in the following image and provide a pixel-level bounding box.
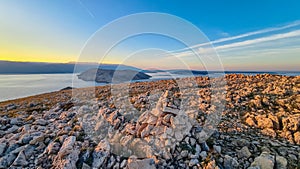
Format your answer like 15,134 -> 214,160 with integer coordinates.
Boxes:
0,59 -> 299,72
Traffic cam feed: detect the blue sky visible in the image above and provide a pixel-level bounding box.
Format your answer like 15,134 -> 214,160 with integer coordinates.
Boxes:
0,0 -> 300,70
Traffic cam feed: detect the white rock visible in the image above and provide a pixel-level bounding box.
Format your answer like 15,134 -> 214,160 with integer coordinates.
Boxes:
53,136 -> 79,169
250,151 -> 275,169
189,159 -> 199,167
180,150 -> 188,158
6,125 -> 19,134
224,155 -> 239,168
162,107 -> 179,115
127,158 -> 155,169
34,119 -> 48,126
237,146 -> 251,158
82,162 -> 91,169
13,151 -> 28,166
213,145 -> 221,154
275,156 -> 287,169
92,140 -> 110,168
0,143 -> 7,156
120,159 -> 127,168
199,151 -> 207,159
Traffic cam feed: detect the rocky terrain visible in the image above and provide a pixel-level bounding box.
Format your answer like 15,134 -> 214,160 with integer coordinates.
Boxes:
0,74 -> 299,169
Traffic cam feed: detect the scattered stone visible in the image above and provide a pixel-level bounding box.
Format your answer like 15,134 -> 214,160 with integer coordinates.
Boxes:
23,145 -> 35,159
13,151 -> 28,166
224,155 -> 239,169
275,155 -> 287,169
178,150 -> 187,159
10,118 -> 20,125
0,143 -> 7,156
0,74 -> 299,169
0,153 -> 17,168
237,146 -> 251,158
46,141 -> 61,154
81,162 -> 91,169
189,158 -> 199,167
53,136 -> 79,169
256,115 -> 273,129
205,159 -> 218,169
19,134 -> 33,144
261,128 -> 276,138
6,125 -> 19,134
199,151 -> 207,159
213,145 -> 221,154
92,140 -> 110,168
127,157 -> 155,169
34,119 -> 48,126
245,117 -> 256,127
293,131 -> 300,144
120,159 -> 127,168
249,151 -> 275,169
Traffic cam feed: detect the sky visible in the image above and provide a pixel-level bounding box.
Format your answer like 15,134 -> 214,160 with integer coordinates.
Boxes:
0,0 -> 300,71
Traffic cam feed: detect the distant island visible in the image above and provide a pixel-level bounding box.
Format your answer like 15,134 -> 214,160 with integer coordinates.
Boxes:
77,68 -> 152,83
1,60 -> 300,76
0,60 -> 141,74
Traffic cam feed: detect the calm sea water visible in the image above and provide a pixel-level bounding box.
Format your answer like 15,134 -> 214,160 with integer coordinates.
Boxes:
0,74 -> 104,102
0,72 -> 299,102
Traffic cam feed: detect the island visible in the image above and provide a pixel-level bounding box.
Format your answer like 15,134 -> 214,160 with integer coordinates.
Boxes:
77,68 -> 152,83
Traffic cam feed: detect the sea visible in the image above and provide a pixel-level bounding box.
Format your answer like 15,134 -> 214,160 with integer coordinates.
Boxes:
0,72 -> 299,102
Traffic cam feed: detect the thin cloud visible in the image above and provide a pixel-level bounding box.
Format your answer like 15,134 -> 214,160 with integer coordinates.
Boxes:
209,21 -> 300,44
173,20 -> 300,52
216,29 -> 300,50
170,29 -> 300,58
77,0 -> 95,18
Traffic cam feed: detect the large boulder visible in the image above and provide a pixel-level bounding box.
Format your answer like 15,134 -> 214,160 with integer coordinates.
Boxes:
249,151 -> 275,169
293,131 -> 300,144
127,156 -> 155,169
53,136 -> 79,169
92,139 -> 110,168
282,114 -> 300,132
255,115 -> 273,129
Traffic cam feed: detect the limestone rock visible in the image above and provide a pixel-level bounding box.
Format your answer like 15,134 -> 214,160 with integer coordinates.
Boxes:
245,117 -> 256,127
205,159 -> 218,169
282,114 -> 300,132
224,155 -> 239,169
53,136 -> 79,169
249,151 -> 275,169
213,145 -> 221,154
275,156 -> 287,169
189,158 -> 199,167
255,115 -> 273,129
92,140 -> 110,168
293,131 -> 300,144
261,128 -> 276,138
0,143 -> 7,156
13,151 -> 28,167
46,141 -> 61,154
127,157 -> 155,169
34,119 -> 48,126
0,153 -> 17,168
237,146 -> 251,158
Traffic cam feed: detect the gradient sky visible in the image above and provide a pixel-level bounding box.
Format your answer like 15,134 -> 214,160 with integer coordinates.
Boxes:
0,0 -> 300,70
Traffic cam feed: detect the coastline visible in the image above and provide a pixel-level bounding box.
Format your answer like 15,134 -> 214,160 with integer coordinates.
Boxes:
1,72 -> 300,102
0,74 -> 299,168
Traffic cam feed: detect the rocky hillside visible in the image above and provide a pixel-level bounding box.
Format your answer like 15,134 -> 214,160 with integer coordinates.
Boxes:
0,74 -> 299,169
